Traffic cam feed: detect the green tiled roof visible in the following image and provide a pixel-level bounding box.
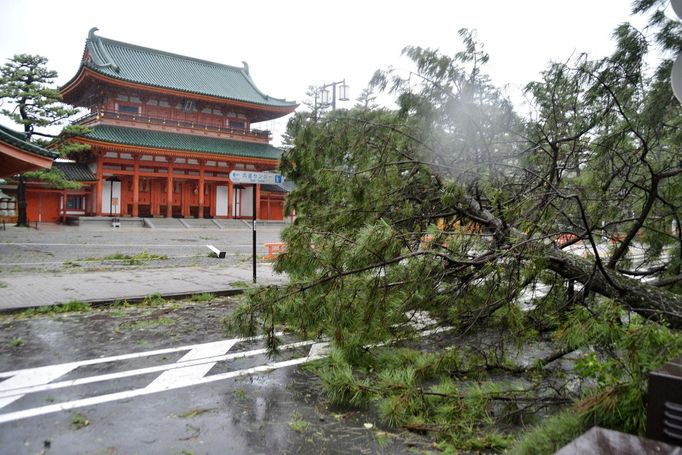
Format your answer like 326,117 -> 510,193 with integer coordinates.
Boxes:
0,124 -> 59,159
53,162 -> 97,181
85,125 -> 282,160
74,28 -> 297,109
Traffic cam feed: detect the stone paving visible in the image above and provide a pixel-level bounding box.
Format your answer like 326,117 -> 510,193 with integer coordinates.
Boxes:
0,223 -> 288,310
0,264 -> 286,310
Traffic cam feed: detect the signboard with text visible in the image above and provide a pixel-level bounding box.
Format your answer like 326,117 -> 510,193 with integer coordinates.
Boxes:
229,170 -> 284,185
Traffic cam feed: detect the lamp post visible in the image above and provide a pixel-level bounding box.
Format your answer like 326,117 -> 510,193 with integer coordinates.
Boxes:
318,79 -> 349,111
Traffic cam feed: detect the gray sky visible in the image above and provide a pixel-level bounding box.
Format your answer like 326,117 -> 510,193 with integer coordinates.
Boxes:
0,0 -> 654,144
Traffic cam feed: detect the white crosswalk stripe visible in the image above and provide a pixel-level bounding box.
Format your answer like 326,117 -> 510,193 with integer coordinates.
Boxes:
0,325 -> 449,424
0,336 -> 328,424
144,340 -> 238,391
0,365 -> 78,410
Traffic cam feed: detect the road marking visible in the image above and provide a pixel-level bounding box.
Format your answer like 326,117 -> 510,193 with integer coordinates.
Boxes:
0,335 -> 284,413
0,334 -> 281,378
0,326 -> 450,424
0,341 -> 315,400
145,339 -> 236,391
0,341 -> 329,424
0,365 -> 78,410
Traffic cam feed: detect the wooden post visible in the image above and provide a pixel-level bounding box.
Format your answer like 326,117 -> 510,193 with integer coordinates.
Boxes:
166,157 -> 174,218
132,155 -> 140,217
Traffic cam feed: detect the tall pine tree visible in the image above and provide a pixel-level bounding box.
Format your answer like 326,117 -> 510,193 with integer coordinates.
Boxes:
228,6 -> 682,451
0,54 -> 89,226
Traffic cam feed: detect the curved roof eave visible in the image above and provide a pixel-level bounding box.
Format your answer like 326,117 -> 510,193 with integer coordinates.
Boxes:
61,66 -> 298,119
60,29 -> 298,118
77,124 -> 283,162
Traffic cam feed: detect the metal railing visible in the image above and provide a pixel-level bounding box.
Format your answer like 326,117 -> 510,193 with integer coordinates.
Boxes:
73,110 -> 271,140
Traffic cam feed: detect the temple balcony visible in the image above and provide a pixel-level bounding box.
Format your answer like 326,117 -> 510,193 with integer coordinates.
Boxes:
73,110 -> 272,144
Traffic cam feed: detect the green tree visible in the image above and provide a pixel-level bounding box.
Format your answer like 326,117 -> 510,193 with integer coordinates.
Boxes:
0,54 -> 75,137
0,54 -> 89,226
229,9 -> 682,453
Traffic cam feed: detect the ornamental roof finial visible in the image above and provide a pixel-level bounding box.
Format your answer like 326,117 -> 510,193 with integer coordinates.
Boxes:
88,27 -> 99,41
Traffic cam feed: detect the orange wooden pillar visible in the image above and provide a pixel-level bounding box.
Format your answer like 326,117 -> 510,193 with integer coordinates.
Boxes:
62,189 -> 67,224
95,152 -> 103,216
166,157 -> 174,218
181,182 -> 191,217
151,179 -> 160,216
198,162 -> 205,218
132,156 -> 140,217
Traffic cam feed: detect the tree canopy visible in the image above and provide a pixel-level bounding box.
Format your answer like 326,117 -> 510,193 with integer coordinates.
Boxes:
229,3 -> 682,451
0,53 -> 90,153
0,54 -> 90,225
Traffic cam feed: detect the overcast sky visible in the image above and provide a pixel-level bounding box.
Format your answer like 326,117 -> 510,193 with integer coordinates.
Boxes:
0,0 -> 655,144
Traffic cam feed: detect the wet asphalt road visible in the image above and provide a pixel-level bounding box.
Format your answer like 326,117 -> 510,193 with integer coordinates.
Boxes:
0,298 -> 431,455
0,225 -> 433,454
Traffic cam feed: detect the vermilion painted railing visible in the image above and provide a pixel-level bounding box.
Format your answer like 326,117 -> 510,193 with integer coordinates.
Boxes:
73,111 -> 272,140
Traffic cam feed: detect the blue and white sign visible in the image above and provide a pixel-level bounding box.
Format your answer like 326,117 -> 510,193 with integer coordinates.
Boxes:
229,170 -> 284,185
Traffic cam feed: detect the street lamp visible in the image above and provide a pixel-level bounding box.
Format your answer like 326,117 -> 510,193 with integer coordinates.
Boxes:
318,79 -> 349,111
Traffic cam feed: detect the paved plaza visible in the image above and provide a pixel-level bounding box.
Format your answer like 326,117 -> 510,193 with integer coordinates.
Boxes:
0,222 -> 288,310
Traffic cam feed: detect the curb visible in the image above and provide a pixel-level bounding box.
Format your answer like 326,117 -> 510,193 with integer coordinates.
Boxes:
0,287 -> 247,314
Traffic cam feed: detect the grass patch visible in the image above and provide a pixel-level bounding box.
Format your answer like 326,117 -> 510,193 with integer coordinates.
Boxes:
0,281 -> 7,288
141,293 -> 166,307
9,337 -> 24,347
229,280 -> 252,289
374,431 -> 392,448
190,292 -> 215,302
20,300 -> 92,317
288,411 -> 310,433
80,250 -> 168,266
70,412 -> 90,430
232,388 -> 247,400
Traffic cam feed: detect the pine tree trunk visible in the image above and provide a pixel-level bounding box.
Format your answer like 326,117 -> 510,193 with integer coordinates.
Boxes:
544,245 -> 682,328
